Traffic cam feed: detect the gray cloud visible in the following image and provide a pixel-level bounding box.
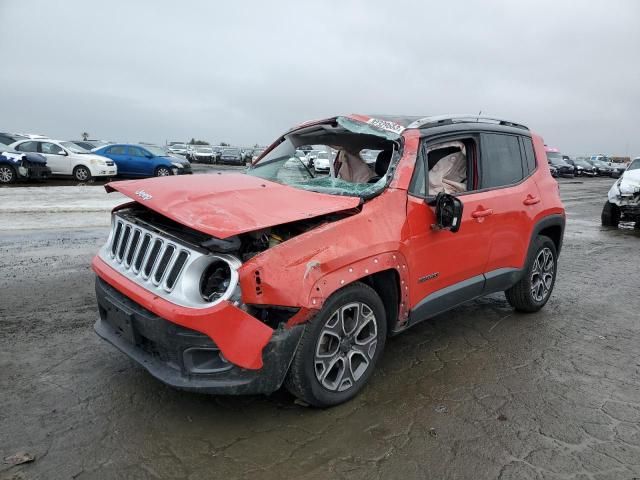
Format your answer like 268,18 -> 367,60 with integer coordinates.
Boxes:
1,0 -> 639,155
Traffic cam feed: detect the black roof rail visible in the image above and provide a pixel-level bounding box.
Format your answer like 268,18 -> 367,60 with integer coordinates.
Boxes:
407,114 -> 529,131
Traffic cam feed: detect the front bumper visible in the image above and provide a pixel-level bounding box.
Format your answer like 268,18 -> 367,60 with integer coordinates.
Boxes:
95,277 -> 304,395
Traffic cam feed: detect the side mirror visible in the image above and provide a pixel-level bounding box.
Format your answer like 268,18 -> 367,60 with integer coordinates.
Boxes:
433,192 -> 463,233
57,150 -> 68,156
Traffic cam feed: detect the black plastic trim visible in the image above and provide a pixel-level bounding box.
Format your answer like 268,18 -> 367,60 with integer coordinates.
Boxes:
94,278 -> 304,395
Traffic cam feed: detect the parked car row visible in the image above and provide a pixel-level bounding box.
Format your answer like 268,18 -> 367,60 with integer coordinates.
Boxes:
0,129 -> 201,183
545,146 -> 629,179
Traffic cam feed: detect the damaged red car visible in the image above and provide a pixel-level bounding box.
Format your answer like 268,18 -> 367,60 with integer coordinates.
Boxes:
93,114 -> 565,407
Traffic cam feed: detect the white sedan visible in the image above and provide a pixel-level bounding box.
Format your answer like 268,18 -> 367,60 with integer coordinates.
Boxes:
313,151 -> 331,174
9,139 -> 117,181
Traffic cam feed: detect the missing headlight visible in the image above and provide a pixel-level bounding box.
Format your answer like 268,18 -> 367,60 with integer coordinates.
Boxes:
200,259 -> 232,302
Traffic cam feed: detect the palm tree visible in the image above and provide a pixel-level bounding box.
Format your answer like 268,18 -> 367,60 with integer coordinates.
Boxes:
82,132 -> 90,141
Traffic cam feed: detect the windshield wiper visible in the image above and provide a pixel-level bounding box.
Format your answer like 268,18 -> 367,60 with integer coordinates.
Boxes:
296,156 -> 315,178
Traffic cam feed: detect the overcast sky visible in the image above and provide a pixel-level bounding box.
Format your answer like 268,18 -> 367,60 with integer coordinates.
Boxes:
1,0 -> 639,155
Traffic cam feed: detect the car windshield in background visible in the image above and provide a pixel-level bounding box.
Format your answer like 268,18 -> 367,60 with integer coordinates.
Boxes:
317,152 -> 329,159
547,152 -> 569,165
196,147 -> 212,153
172,144 -> 186,149
223,149 -> 240,155
145,146 -> 168,156
627,160 -> 640,171
61,141 -> 89,153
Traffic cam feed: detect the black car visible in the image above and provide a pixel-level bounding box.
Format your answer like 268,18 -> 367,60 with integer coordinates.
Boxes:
0,142 -> 51,183
219,147 -> 244,165
586,158 -> 613,176
546,152 -> 575,177
565,158 -> 597,177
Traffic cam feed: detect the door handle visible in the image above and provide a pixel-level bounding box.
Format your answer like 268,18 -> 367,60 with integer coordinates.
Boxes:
523,195 -> 541,206
471,208 -> 493,218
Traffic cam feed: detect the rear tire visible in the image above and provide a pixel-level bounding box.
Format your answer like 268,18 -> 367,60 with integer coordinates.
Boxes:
505,236 -> 557,313
601,201 -> 620,227
0,165 -> 16,184
73,165 -> 91,182
285,282 -> 387,407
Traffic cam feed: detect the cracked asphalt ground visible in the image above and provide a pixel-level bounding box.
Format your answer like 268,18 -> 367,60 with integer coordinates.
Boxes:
1,177 -> 639,480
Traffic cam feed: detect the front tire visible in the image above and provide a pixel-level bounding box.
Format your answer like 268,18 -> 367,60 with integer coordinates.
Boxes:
505,236 -> 557,313
601,201 -> 620,227
73,165 -> 91,182
155,166 -> 172,177
285,282 -> 387,407
0,165 -> 16,184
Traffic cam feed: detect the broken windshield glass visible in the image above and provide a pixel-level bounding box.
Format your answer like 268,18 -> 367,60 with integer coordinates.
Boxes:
247,117 -> 400,198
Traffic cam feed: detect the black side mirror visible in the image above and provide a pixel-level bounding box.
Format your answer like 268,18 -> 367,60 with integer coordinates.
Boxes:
433,192 -> 463,233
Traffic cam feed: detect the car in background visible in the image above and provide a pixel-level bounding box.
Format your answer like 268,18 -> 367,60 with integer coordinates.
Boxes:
294,149 -> 308,166
9,139 -> 116,181
168,144 -> 188,156
94,144 -> 191,177
191,146 -> 215,164
251,148 -> 265,163
609,163 -> 628,178
70,140 -> 110,151
313,151 -> 331,174
565,157 -> 597,176
0,132 -> 28,146
602,157 -> 640,228
545,148 -> 575,177
586,158 -> 613,176
219,147 -> 244,165
548,164 -> 559,177
0,142 -> 51,183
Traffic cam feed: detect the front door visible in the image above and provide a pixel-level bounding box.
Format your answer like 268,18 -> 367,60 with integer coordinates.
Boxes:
39,141 -> 71,174
403,135 -> 493,323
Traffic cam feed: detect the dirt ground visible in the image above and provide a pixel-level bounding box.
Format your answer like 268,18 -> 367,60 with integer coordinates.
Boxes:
1,177 -> 639,480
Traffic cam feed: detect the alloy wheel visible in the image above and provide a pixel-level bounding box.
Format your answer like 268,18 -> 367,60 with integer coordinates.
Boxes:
530,247 -> 555,302
0,166 -> 14,183
157,167 -> 171,176
314,302 -> 378,392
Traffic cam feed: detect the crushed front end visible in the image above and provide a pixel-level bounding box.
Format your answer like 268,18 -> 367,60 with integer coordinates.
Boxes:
608,173 -> 640,222
93,205 -> 305,394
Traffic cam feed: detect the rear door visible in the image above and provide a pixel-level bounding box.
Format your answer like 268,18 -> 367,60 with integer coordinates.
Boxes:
474,133 -> 544,279
106,146 -> 130,176
39,141 -> 71,174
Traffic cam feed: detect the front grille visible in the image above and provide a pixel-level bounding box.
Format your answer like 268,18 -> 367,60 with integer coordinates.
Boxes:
108,216 -> 191,293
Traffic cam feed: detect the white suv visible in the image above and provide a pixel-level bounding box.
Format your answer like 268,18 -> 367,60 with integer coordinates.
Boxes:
9,139 -> 117,181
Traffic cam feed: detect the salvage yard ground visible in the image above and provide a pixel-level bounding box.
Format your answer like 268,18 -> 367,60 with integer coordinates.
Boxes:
1,176 -> 640,479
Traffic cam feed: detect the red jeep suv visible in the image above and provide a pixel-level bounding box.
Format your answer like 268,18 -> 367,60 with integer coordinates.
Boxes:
93,114 -> 565,407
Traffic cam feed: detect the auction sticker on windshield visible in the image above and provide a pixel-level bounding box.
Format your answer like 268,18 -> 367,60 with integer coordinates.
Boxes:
366,118 -> 405,135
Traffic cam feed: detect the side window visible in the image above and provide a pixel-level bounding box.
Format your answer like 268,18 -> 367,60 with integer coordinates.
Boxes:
479,134 -> 524,189
15,141 -> 39,153
521,137 -> 536,174
128,147 -> 145,157
110,146 -> 126,155
41,142 -> 65,155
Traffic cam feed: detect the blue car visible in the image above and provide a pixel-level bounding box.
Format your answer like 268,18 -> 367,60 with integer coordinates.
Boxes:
94,144 -> 192,178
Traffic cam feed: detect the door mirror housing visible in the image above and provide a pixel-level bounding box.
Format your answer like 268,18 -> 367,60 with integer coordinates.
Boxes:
433,192 -> 463,233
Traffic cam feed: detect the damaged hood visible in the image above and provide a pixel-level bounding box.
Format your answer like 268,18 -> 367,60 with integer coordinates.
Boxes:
105,173 -> 361,238
609,169 -> 640,203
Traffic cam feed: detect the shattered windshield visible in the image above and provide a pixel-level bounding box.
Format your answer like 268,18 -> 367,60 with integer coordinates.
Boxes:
247,117 -> 401,198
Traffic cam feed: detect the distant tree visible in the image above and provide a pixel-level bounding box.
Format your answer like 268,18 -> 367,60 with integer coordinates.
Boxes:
253,143 -> 261,148
219,141 -> 230,146
189,138 -> 209,145
82,132 -> 90,141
